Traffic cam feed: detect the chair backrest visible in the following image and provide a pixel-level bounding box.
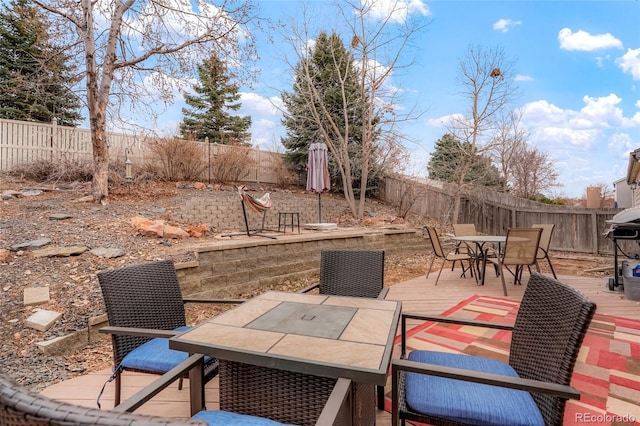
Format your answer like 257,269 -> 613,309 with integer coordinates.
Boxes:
452,223 -> 477,236
0,372 -> 200,425
532,223 -> 555,256
501,227 -> 542,266
97,260 -> 187,366
509,272 -> 596,425
319,249 -> 384,298
425,227 -> 445,258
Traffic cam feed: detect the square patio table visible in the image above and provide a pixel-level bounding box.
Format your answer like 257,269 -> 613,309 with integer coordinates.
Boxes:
170,291 -> 401,425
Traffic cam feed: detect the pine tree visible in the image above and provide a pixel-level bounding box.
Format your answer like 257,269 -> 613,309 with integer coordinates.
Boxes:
428,133 -> 504,189
281,32 -> 375,190
0,0 -> 82,126
180,55 -> 251,144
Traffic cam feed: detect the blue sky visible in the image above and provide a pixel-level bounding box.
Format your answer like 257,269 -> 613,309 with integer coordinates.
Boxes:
140,0 -> 640,198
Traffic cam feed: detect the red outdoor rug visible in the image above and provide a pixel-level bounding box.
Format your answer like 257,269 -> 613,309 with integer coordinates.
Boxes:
385,295 -> 640,425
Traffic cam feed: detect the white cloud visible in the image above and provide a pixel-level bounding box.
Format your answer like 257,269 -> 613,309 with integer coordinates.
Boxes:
239,92 -> 284,116
493,18 -> 521,33
616,48 -> 640,81
514,74 -> 533,82
361,0 -> 430,24
558,28 -> 623,51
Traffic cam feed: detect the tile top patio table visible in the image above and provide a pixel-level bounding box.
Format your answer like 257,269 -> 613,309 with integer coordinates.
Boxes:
170,291 -> 401,424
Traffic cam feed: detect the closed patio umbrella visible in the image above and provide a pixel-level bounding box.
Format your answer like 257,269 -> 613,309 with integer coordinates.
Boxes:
306,142 -> 330,223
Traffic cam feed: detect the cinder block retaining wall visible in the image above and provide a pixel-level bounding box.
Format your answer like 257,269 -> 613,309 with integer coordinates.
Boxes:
175,228 -> 426,298
171,187 -> 389,231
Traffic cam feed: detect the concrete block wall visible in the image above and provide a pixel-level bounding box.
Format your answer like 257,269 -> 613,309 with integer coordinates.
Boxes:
170,187 -> 389,231
175,228 -> 426,298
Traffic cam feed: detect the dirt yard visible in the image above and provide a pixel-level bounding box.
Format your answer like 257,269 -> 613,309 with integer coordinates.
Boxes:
0,178 -> 614,390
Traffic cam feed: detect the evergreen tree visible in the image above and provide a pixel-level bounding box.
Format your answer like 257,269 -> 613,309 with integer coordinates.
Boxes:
0,0 -> 82,126
428,133 -> 504,189
281,32 -> 378,192
180,55 -> 251,144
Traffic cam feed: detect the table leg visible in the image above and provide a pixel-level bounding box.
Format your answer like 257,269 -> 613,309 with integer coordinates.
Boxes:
188,356 -> 204,416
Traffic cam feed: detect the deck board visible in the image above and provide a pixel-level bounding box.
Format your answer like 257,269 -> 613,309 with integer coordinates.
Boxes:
39,267 -> 638,426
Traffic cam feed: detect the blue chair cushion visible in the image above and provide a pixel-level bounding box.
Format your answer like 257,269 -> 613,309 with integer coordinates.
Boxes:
406,350 -> 544,426
121,326 -> 212,373
192,410 -> 294,425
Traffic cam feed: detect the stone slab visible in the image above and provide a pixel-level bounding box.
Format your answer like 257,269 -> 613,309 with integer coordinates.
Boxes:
302,223 -> 338,231
25,309 -> 62,332
23,287 -> 50,306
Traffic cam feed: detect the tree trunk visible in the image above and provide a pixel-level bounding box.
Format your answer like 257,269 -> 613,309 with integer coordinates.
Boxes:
91,122 -> 109,204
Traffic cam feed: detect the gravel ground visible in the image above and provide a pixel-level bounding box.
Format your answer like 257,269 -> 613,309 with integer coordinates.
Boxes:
0,179 -> 612,391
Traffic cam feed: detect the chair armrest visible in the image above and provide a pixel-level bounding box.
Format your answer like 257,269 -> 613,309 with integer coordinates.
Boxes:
315,378 -> 353,426
182,298 -> 246,305
401,313 -> 513,357
298,282 -> 320,293
99,326 -> 180,338
113,354 -> 205,413
391,358 -> 580,400
377,287 -> 389,299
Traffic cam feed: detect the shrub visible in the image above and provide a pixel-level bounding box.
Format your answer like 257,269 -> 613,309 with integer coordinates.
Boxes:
9,156 -> 93,184
145,137 -> 206,181
210,145 -> 255,184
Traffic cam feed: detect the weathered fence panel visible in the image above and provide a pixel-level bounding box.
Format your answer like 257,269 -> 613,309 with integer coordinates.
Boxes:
382,176 -> 622,256
0,118 -> 281,184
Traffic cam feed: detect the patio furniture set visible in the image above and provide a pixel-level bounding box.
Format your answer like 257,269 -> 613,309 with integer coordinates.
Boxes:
0,237 -> 597,426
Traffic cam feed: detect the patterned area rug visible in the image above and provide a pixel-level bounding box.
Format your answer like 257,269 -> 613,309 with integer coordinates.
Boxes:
386,295 -> 640,426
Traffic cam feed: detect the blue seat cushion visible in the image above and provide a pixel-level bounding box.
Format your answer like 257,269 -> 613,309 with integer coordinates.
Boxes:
192,410 -> 294,425
406,350 -> 544,426
121,326 -> 212,373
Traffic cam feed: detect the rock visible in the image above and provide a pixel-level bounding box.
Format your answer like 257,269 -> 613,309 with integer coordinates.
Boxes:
132,216 -> 165,237
193,182 -> 206,190
31,245 -> 87,258
10,238 -> 52,251
90,247 -> 126,258
72,195 -> 94,203
1,190 -> 21,200
164,224 -> 189,239
186,224 -> 211,238
0,249 -> 9,262
152,208 -> 166,214
49,213 -> 74,220
20,189 -> 42,197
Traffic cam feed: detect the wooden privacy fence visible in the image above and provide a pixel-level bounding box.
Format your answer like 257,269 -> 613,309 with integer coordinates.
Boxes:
381,175 -> 627,256
0,118 -> 280,184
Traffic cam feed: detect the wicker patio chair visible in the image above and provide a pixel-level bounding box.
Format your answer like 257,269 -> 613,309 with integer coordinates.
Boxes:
0,354 -> 353,425
391,272 -> 596,426
298,249 -> 387,409
97,259 -> 244,407
425,227 -> 474,285
531,223 -> 557,278
481,227 -> 543,296
299,249 -> 388,299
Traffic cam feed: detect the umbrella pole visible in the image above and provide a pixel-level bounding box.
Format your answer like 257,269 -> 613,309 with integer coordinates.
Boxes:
318,192 -> 322,223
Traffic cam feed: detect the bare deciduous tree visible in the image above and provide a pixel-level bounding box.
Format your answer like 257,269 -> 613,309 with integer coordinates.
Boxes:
33,0 -> 258,204
447,45 -> 517,222
511,146 -> 559,198
490,109 -> 560,197
282,0 -> 428,219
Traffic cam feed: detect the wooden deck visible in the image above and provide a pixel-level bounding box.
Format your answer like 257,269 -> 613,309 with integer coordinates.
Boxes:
39,267 -> 639,425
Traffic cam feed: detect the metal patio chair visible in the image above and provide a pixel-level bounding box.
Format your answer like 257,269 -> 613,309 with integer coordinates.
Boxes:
481,227 -> 543,296
531,223 -> 557,278
391,272 -> 596,426
97,259 -> 244,407
425,226 -> 474,285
